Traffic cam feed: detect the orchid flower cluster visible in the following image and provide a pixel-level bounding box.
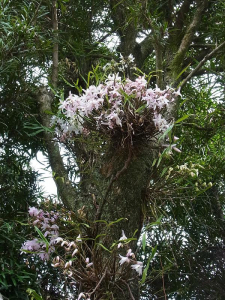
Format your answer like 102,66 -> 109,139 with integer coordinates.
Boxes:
103,54 -> 135,72
21,207 -> 59,260
118,230 -> 143,276
22,207 -> 144,300
52,70 -> 181,145
166,162 -> 213,191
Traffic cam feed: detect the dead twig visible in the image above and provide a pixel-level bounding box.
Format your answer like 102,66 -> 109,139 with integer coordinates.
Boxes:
122,280 -> 136,300
89,268 -> 107,296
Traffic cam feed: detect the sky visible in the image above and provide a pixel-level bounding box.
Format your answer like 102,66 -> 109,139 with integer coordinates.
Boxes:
31,151 -> 57,196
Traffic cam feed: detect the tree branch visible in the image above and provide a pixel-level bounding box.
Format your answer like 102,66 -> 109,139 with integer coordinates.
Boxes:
143,6 -> 164,88
36,1 -> 77,210
182,66 -> 225,78
109,0 -> 138,56
184,48 -> 211,66
180,41 -> 225,88
52,0 -> 58,88
173,0 -> 193,32
190,43 -> 216,48
37,88 -> 77,210
171,0 -> 207,77
96,30 -> 117,44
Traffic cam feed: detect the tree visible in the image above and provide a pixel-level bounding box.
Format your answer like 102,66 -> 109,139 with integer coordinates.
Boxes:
1,0 -> 225,299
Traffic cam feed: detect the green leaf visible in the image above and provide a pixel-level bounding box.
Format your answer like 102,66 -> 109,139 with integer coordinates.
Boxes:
149,245 -> 157,261
157,147 -> 171,167
87,70 -> 94,87
108,218 -> 125,226
135,104 -> 147,114
159,124 -> 174,141
80,223 -> 90,228
44,110 -> 54,115
26,129 -> 44,136
146,216 -> 162,230
152,158 -> 157,167
141,267 -> 148,284
60,75 -> 74,87
141,245 -> 157,284
94,220 -> 108,225
11,277 -> 17,286
160,167 -> 168,177
142,233 -> 146,252
95,234 -> 106,240
96,243 -> 111,253
26,288 -> 43,300
34,226 -> 49,252
176,63 -> 191,81
0,278 -> 8,287
175,114 -> 190,124
16,221 -> 29,226
132,229 -> 138,238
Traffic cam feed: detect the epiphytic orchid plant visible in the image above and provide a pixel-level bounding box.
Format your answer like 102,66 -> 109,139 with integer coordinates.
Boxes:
21,206 -> 144,300
52,55 -> 181,148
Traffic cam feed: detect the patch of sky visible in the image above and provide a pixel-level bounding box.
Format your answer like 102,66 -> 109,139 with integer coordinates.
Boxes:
30,151 -> 57,196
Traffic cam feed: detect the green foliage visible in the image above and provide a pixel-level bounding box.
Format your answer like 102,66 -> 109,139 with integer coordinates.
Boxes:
1,0 -> 225,299
0,221 -> 40,300
138,83 -> 225,299
0,147 -> 42,299
26,289 -> 43,300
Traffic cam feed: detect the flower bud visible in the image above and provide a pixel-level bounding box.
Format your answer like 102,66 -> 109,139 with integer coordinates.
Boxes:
65,261 -> 72,269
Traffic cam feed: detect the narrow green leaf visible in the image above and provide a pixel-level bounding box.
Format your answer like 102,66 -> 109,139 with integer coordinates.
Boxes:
160,167 -> 168,177
11,277 -> 17,286
150,245 -> 157,261
95,234 -> 106,240
180,98 -> 187,106
157,147 -> 170,167
80,223 -> 90,228
87,71 -> 94,87
43,110 -> 54,115
27,129 -> 44,136
159,124 -> 174,141
146,216 -> 162,230
156,155 -> 163,168
96,243 -> 111,253
60,75 -> 74,87
108,218 -> 124,226
176,63 -> 191,80
94,220 -> 108,225
152,158 -> 157,167
34,226 -> 49,252
175,114 -> 190,124
132,229 -> 138,238
141,268 -> 148,284
142,233 -> 146,252
135,104 -> 147,114
141,246 -> 158,284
